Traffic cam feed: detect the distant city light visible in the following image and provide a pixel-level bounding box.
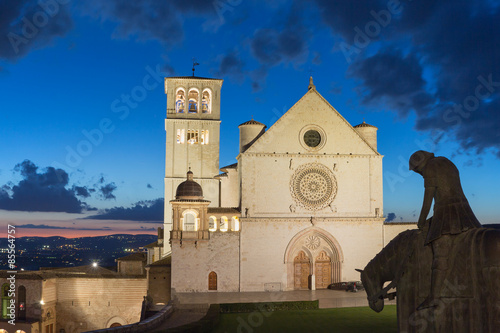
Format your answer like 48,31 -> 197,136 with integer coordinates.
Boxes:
92,262 -> 98,268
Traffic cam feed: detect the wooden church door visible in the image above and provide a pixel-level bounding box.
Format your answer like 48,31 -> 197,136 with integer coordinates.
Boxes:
294,251 -> 311,289
208,271 -> 217,290
315,251 -> 332,289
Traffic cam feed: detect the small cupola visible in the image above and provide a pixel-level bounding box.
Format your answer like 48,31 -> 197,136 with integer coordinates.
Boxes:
354,121 -> 378,151
175,170 -> 204,200
238,118 -> 266,153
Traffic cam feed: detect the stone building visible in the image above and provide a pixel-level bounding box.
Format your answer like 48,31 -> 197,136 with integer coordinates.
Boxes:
162,76 -> 415,295
0,262 -> 147,333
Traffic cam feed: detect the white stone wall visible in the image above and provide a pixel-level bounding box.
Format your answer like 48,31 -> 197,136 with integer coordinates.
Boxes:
171,232 -> 240,293
55,277 -> 147,332
239,218 -> 385,291
240,154 -> 382,218
383,222 -> 418,246
220,168 -> 240,207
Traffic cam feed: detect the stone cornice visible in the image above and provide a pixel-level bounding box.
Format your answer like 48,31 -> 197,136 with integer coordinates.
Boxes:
240,217 -> 386,223
238,152 -> 382,158
165,119 -> 221,124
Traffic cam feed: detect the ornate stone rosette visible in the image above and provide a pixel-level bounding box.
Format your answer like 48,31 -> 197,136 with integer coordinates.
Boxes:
290,163 -> 337,211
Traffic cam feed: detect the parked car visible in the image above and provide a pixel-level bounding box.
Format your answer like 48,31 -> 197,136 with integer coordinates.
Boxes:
345,281 -> 364,292
327,282 -> 347,290
327,281 -> 364,292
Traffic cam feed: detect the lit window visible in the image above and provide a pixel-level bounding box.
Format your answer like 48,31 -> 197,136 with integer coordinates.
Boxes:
200,130 -> 209,145
231,216 -> 240,231
187,130 -> 199,144
176,129 -> 185,144
176,89 -> 185,113
188,89 -> 199,113
202,89 -> 211,113
220,216 -> 228,232
209,216 -> 217,232
182,211 -> 198,231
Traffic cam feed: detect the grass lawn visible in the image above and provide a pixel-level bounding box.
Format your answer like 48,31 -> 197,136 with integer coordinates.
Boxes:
212,305 -> 397,333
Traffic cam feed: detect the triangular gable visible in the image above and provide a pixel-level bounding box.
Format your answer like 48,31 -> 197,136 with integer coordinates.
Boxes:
244,89 -> 379,155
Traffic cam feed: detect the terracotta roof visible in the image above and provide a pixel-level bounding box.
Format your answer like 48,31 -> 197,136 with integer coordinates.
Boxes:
215,172 -> 228,179
143,241 -> 159,248
166,76 -> 221,80
220,163 -> 237,172
170,199 -> 210,203
116,252 -> 147,261
207,207 -> 241,214
149,255 -> 172,266
0,271 -> 43,279
39,265 -> 119,276
238,119 -> 266,127
354,121 -> 377,129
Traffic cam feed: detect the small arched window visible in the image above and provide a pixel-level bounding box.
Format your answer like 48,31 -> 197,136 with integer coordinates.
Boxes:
200,130 -> 209,145
188,89 -> 199,113
231,216 -> 240,231
220,216 -> 228,232
18,285 -> 26,320
182,211 -> 198,231
202,89 -> 211,113
175,89 -> 185,113
2,283 -> 12,319
209,216 -> 217,232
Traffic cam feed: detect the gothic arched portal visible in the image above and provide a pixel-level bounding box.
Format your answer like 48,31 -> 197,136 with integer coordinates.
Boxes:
285,227 -> 343,290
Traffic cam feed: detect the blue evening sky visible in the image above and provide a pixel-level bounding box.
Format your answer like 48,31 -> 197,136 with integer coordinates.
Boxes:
0,0 -> 499,237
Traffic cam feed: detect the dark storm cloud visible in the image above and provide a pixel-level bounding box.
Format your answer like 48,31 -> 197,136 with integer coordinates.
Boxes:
86,198 -> 164,222
349,48 -> 433,117
16,224 -> 111,230
314,0 -> 500,156
385,212 -> 396,222
99,182 -> 117,200
83,0 -> 216,46
313,0 -> 387,41
0,160 -> 88,213
218,49 -> 245,80
73,185 -> 91,198
0,0 -> 73,61
127,227 -> 158,232
250,2 -> 309,67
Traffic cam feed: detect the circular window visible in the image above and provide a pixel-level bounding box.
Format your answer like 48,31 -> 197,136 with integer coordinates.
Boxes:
299,125 -> 326,151
304,130 -> 321,147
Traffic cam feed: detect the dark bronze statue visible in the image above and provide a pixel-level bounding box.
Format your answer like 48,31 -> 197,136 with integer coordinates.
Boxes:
359,151 -> 500,332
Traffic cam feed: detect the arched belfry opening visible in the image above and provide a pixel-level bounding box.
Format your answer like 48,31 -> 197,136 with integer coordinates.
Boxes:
175,88 -> 185,113
285,228 -> 343,290
188,88 -> 199,113
202,89 -> 211,113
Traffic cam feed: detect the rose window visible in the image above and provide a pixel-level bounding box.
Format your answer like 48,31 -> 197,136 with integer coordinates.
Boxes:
290,163 -> 337,210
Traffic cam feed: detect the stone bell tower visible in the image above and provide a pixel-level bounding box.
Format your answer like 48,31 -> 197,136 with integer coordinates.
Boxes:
163,75 -> 223,255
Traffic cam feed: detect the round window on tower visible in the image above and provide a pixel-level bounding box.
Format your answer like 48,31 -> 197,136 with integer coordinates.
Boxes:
299,125 -> 326,151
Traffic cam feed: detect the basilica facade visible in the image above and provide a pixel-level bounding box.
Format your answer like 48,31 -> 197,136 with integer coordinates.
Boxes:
162,76 -> 414,294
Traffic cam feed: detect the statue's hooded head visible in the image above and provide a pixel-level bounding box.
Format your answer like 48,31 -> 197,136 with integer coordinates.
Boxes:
409,150 -> 435,174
